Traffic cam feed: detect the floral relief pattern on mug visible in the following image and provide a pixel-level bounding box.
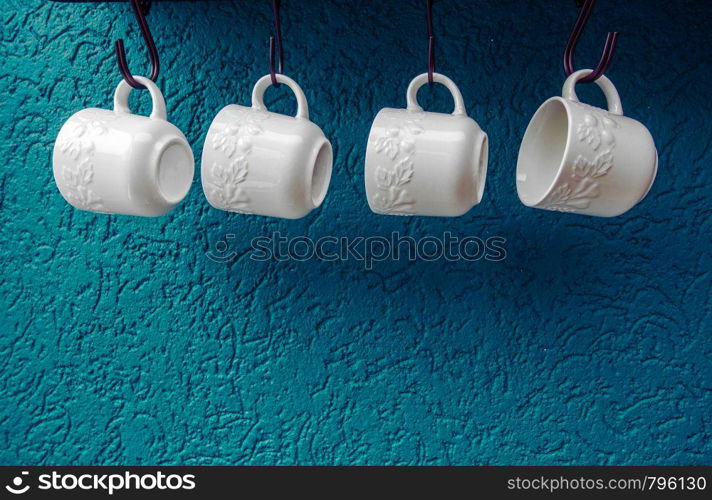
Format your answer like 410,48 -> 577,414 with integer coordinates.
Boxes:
57,112 -> 114,211
575,106 -> 619,151
206,109 -> 268,213
541,105 -> 619,212
371,111 -> 424,214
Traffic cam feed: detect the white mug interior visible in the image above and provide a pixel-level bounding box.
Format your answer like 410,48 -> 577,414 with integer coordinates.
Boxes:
473,134 -> 489,203
309,139 -> 333,208
516,98 -> 569,206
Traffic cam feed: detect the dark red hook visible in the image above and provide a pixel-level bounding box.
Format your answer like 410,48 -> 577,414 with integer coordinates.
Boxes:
426,0 -> 435,84
114,0 -> 159,90
269,0 -> 284,87
564,0 -> 619,83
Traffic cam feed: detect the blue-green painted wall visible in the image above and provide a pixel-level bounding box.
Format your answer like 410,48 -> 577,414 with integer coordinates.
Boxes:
1,0 -> 710,464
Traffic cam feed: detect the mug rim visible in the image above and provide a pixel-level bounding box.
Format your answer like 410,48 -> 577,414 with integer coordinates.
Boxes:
516,96 -> 575,208
474,133 -> 488,204
305,136 -> 333,209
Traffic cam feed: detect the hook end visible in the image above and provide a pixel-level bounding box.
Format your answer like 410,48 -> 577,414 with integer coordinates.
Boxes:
114,0 -> 157,90
564,0 -> 619,83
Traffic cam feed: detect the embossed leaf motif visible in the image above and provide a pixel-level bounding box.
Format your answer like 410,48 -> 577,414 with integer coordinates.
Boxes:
374,129 -> 402,160
60,140 -> 81,160
393,158 -> 414,186
211,162 -> 228,184
84,119 -> 108,136
212,124 -> 240,158
208,110 -> 268,213
226,157 -> 249,185
543,104 -> 621,213
576,111 -> 619,151
60,124 -> 91,160
541,150 -> 614,212
61,159 -> 102,210
209,110 -> 269,225
209,158 -> 250,211
212,158 -> 248,185
213,127 -> 258,157
373,189 -> 414,213
213,110 -> 267,157
375,166 -> 395,188
601,115 -> 618,129
376,160 -> 413,188
56,113 -> 116,211
399,139 -> 415,157
219,183 -> 249,208
371,112 -> 425,214
236,136 -> 253,156
576,114 -> 600,148
544,178 -> 600,211
68,185 -> 103,210
63,158 -> 94,185
572,152 -> 613,179
60,116 -> 110,160
376,163 -> 411,187
374,161 -> 415,212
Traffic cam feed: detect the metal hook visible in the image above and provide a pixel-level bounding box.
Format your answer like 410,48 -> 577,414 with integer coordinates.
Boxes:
114,0 -> 159,90
426,0 -> 435,84
269,0 -> 284,87
563,0 -> 619,83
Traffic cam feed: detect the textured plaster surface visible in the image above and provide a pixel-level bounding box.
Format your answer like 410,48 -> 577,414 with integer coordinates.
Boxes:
0,0 -> 710,465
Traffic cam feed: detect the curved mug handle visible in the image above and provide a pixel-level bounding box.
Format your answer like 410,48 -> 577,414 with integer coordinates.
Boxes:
251,74 -> 310,120
406,72 -> 467,116
113,75 -> 167,121
562,69 -> 623,116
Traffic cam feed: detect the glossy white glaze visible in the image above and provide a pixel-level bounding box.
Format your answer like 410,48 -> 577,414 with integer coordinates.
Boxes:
516,69 -> 658,217
201,74 -> 333,219
365,73 -> 488,217
52,76 -> 194,217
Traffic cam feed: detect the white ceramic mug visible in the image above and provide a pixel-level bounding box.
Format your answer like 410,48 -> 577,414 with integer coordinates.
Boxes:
53,76 -> 194,217
202,74 -> 333,219
364,72 -> 488,217
516,69 -> 658,217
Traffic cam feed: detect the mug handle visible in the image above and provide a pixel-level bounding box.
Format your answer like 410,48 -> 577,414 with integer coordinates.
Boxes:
113,75 -> 167,121
406,72 -> 467,116
252,74 -> 309,120
562,69 -> 624,116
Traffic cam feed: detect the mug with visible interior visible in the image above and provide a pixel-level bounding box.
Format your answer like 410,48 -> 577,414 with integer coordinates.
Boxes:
516,69 -> 658,217
364,72 -> 488,217
53,76 -> 194,217
201,74 -> 333,219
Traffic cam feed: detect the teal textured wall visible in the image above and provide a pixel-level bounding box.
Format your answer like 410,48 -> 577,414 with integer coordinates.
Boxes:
0,0 -> 710,465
